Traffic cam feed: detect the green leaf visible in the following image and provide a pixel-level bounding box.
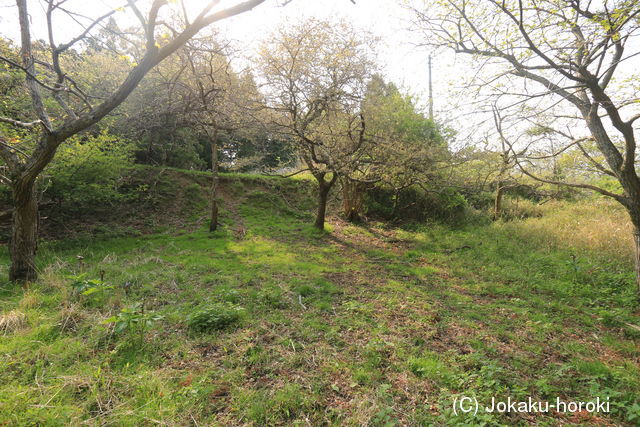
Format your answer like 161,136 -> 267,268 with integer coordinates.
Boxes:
101,316 -> 118,324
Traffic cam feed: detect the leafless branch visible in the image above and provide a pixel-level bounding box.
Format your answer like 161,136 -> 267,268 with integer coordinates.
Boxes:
0,117 -> 42,129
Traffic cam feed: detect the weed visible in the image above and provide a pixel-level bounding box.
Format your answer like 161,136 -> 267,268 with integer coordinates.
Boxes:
187,303 -> 245,333
68,274 -> 114,305
102,302 -> 163,344
408,354 -> 454,385
234,384 -> 314,424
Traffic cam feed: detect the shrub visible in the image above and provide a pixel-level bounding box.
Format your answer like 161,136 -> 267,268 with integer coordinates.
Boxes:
187,303 -> 244,333
466,191 -> 494,210
364,184 -> 467,224
69,274 -> 112,295
45,131 -> 135,212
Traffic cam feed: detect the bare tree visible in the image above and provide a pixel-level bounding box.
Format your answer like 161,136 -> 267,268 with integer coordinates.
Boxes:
177,38 -> 259,231
412,0 -> 640,292
257,18 -> 376,229
0,0 -> 267,282
489,106 -> 525,220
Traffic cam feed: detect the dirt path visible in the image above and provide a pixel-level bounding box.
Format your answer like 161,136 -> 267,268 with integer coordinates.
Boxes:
217,186 -> 246,240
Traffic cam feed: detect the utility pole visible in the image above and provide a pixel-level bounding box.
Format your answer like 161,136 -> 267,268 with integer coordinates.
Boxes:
428,55 -> 434,120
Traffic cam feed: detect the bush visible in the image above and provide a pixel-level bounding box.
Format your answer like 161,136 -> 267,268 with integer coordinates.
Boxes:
465,191 -> 494,210
364,185 -> 467,224
45,131 -> 135,212
187,303 -> 245,333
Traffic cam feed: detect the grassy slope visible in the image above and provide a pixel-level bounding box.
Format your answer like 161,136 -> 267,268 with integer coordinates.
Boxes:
0,172 -> 639,426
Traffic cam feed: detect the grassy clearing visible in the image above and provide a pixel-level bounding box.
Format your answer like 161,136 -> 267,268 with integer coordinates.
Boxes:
499,198 -> 634,265
0,181 -> 638,425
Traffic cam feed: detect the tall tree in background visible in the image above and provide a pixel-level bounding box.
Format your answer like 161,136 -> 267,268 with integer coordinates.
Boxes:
258,18 -> 376,229
178,38 -> 260,231
359,75 -> 448,219
113,43 -> 201,168
490,106 -> 521,220
412,0 -> 640,292
0,0 -> 266,282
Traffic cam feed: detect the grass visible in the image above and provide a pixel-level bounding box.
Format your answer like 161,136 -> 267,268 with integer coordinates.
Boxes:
499,197 -> 634,265
0,178 -> 638,425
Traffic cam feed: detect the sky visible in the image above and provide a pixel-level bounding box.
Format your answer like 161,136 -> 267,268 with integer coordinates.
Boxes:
216,0 -> 453,112
0,0 -> 462,119
3,0 -> 635,151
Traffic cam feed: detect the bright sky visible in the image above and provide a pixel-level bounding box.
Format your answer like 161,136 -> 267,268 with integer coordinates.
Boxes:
2,0 -> 638,150
216,0 -> 456,114
0,0 -> 461,119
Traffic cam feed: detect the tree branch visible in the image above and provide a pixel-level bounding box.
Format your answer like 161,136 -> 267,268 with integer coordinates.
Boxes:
0,117 -> 42,129
17,0 -> 52,132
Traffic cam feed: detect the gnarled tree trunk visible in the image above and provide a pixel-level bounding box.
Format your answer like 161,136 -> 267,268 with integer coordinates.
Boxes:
314,172 -> 337,230
315,182 -> 331,230
342,178 -> 365,222
627,207 -> 640,294
9,178 -> 39,282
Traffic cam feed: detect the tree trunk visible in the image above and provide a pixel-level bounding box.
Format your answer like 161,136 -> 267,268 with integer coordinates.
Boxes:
209,128 -> 219,232
625,205 -> 640,295
342,178 -> 364,222
633,227 -> 640,295
9,179 -> 39,282
314,173 -> 337,230
391,191 -> 400,218
315,183 -> 330,230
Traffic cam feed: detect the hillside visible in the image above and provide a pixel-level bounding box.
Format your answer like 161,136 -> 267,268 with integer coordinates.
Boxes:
0,169 -> 639,425
0,166 -> 317,243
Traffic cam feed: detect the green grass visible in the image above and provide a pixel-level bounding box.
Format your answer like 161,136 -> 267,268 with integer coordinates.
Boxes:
0,179 -> 639,425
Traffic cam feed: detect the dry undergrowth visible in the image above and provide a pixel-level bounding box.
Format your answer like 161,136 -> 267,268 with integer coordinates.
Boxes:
499,198 -> 633,265
0,309 -> 27,335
